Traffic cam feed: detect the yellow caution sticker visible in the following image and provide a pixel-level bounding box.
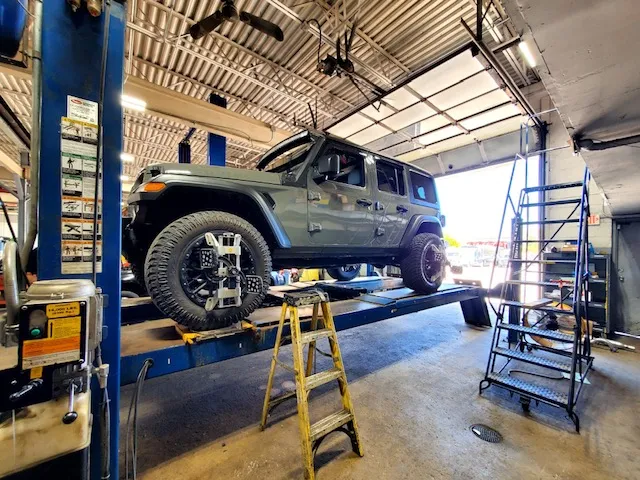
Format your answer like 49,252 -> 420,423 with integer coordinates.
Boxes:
46,301 -> 80,319
48,316 -> 82,339
30,366 -> 43,379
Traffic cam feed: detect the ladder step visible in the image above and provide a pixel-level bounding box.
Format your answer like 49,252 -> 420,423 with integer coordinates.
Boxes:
523,181 -> 583,192
497,323 -> 574,342
522,198 -> 581,207
300,328 -> 334,344
487,372 -> 568,405
506,280 -> 575,287
520,219 -> 580,225
509,259 -> 576,264
503,300 -> 573,315
305,368 -> 343,391
310,409 -> 353,442
493,347 -> 572,372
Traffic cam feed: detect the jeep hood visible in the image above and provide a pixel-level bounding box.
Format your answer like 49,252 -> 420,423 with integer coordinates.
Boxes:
153,163 -> 282,185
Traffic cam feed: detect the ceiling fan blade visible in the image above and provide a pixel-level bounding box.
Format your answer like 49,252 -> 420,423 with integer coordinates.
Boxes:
239,11 -> 284,42
189,10 -> 226,40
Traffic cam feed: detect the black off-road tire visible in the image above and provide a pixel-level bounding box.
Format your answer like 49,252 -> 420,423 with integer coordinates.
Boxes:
327,264 -> 361,281
145,211 -> 272,331
400,233 -> 446,294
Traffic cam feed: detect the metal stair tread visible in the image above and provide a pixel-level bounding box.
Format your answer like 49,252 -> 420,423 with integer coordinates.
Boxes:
300,328 -> 334,344
520,219 -> 580,225
506,298 -> 553,308
514,238 -> 578,243
305,368 -> 343,391
502,300 -> 573,315
506,280 -> 575,287
509,259 -> 576,264
310,409 -> 353,441
497,323 -> 574,342
522,198 -> 581,207
487,372 -> 568,405
493,347 -> 572,372
523,181 -> 583,192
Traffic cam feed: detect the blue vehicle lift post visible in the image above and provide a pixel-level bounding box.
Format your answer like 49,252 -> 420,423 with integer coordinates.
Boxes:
38,2 -> 125,477
208,93 -> 227,166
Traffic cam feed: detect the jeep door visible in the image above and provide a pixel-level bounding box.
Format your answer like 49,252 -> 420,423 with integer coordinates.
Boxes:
307,142 -> 375,246
372,157 -> 410,247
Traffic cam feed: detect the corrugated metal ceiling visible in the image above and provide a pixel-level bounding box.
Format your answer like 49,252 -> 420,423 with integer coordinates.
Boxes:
0,0 -> 538,181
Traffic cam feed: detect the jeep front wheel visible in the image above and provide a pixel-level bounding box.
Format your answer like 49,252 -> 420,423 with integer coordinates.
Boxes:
400,233 -> 446,294
145,211 -> 272,331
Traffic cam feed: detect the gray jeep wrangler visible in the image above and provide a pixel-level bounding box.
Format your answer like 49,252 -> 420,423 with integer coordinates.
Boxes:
124,130 -> 447,330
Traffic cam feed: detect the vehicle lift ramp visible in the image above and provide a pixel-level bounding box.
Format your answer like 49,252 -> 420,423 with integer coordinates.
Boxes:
119,278 -> 491,386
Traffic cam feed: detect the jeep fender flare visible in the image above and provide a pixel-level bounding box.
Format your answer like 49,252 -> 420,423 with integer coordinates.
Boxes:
399,215 -> 443,249
134,176 -> 292,248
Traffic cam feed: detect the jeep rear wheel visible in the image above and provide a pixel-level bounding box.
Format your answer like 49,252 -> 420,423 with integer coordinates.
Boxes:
327,264 -> 361,281
400,233 -> 446,294
145,211 -> 272,331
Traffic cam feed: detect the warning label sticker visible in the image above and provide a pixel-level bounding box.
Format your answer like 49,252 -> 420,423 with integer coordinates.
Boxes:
48,316 -> 81,339
46,302 -> 80,319
22,336 -> 80,369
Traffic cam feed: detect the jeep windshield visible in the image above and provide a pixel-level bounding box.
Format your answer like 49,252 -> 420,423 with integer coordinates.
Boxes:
256,131 -> 315,172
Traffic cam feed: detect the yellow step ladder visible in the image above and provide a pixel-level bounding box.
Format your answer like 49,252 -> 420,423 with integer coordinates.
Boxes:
260,289 -> 363,480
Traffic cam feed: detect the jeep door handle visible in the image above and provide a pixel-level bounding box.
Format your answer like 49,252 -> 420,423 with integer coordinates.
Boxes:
397,204 -> 408,213
356,198 -> 372,207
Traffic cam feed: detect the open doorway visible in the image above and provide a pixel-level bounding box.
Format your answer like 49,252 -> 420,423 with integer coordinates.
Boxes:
436,157 -> 540,289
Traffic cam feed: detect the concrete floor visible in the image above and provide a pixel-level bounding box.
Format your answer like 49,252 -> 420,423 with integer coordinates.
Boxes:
120,304 -> 640,479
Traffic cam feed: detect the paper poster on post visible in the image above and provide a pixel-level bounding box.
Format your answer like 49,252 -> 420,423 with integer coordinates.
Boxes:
60,111 -> 102,274
67,96 -> 98,125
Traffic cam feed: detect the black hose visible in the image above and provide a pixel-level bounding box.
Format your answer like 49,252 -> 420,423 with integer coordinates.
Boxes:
125,358 -> 153,480
100,387 -> 110,480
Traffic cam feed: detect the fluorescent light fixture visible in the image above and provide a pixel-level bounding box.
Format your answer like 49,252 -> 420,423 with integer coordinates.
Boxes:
120,152 -> 135,163
120,175 -> 130,182
518,41 -> 537,68
121,95 -> 147,112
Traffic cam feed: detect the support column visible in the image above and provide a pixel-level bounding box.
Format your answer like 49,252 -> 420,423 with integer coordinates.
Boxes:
38,2 -> 125,478
208,93 -> 227,166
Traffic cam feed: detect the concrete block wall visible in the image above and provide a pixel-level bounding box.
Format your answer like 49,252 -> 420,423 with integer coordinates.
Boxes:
0,213 -> 17,239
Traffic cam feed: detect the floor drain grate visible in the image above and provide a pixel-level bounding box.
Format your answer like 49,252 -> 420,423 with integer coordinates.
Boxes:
470,424 -> 503,443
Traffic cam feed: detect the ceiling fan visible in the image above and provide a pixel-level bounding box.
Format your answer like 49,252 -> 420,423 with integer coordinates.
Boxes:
189,0 -> 284,42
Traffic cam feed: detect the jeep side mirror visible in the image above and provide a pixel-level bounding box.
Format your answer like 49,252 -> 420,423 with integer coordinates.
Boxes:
315,154 -> 340,180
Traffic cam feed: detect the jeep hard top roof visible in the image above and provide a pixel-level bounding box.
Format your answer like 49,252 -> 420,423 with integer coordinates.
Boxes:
256,130 -> 434,178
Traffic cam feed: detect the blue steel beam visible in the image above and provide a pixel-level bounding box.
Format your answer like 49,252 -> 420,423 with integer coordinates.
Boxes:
208,93 -> 227,166
120,285 -> 490,385
39,2 -> 124,478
